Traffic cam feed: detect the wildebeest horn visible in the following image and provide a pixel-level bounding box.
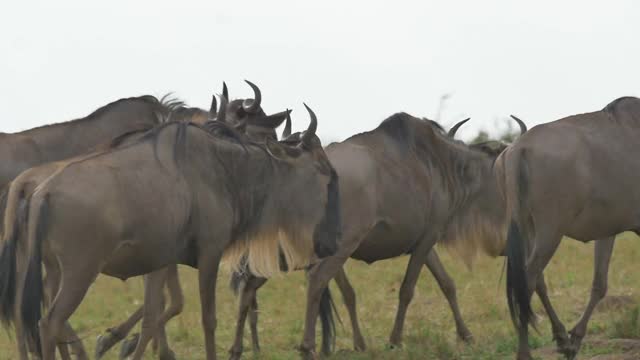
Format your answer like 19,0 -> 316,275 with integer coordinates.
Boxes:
301,103 -> 318,145
242,80 -> 262,114
510,115 -> 528,135
222,82 -> 229,101
448,118 -> 471,138
208,95 -> 217,119
217,94 -> 228,123
282,110 -> 292,138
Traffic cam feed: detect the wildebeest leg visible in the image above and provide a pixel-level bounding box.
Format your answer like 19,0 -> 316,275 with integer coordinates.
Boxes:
13,246 -> 30,360
129,269 -> 167,360
42,261 -> 77,360
299,254 -> 350,358
199,251 -> 223,360
38,263 -> 94,360
389,251 -> 425,347
153,265 -> 182,360
248,291 -> 261,352
122,267 -> 181,360
229,275 -> 268,360
423,250 -> 473,343
95,306 -> 143,359
534,273 -> 569,349
564,236 -> 615,358
516,230 -> 563,360
333,267 -> 366,351
58,323 -> 84,360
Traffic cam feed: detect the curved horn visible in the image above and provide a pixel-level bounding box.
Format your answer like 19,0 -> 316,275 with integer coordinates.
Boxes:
300,103 -> 318,145
208,94 -> 217,119
448,118 -> 471,138
222,82 -> 229,101
282,109 -> 292,138
510,115 -> 528,135
242,80 -> 262,114
217,94 -> 228,123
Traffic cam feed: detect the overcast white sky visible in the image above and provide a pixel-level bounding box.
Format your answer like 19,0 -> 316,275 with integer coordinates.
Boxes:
1,0 -> 638,141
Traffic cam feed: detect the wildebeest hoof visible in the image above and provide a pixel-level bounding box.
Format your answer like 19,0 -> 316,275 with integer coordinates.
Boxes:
458,330 -> 474,344
296,345 -> 318,360
558,338 -> 581,360
516,351 -> 533,360
159,348 -> 177,360
386,342 -> 402,350
353,339 -> 366,351
559,346 -> 578,360
119,332 -> 140,359
228,348 -> 243,360
95,329 -> 122,359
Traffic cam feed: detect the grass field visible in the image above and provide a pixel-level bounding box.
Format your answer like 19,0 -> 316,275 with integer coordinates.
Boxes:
2,233 -> 640,359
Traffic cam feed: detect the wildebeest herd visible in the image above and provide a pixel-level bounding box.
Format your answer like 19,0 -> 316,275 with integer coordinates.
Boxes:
0,81 -> 637,360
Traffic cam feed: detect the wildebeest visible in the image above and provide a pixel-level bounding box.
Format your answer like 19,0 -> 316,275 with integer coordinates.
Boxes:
253,112 -> 527,358
90,84 -> 294,360
0,82 -> 290,359
226,117 -> 487,359
4,103 -> 338,360
503,97 -> 640,360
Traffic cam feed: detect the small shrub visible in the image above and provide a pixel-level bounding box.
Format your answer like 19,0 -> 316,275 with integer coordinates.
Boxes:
608,306 -> 640,339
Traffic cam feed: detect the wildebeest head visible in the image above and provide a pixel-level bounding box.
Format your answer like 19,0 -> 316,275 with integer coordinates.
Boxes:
468,115 -> 528,158
264,104 -> 340,259
211,81 -> 289,142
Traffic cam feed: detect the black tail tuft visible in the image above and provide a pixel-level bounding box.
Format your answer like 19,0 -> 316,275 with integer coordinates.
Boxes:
505,220 -> 534,332
319,286 -> 342,355
0,190 -> 28,328
229,256 -> 251,296
0,232 -> 17,328
229,271 -> 248,296
21,195 -> 48,357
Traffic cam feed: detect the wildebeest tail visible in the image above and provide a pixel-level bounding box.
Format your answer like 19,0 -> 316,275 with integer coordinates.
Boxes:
0,185 -> 28,327
504,149 -> 534,333
505,220 -> 533,331
20,193 -> 49,357
319,286 -> 342,355
229,271 -> 249,296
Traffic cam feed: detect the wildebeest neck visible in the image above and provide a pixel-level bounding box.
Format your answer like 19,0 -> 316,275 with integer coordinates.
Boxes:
155,122 -> 333,278
342,113 -> 507,264
17,96 -> 176,163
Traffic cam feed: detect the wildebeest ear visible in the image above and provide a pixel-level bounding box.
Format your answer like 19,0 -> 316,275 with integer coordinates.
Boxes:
252,110 -> 290,129
265,138 -> 302,160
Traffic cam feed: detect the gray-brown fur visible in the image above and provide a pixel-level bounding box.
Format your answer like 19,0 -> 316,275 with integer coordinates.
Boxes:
0,95 -> 183,188
227,117 -> 490,358
501,97 -> 640,360
13,105 -> 338,360
0,82 -> 287,356
259,113 -> 510,357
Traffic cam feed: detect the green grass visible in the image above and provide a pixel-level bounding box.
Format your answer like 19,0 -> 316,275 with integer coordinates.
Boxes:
2,233 -> 639,359
609,306 -> 640,339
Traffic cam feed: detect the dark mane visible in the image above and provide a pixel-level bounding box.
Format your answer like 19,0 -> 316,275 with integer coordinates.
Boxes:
603,96 -> 640,116
169,106 -> 207,122
199,121 -> 248,145
422,118 -> 446,133
375,113 -> 493,209
376,112 -> 415,146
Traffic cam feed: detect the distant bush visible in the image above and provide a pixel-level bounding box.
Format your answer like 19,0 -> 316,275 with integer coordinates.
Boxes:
470,118 -> 521,144
609,306 -> 640,339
